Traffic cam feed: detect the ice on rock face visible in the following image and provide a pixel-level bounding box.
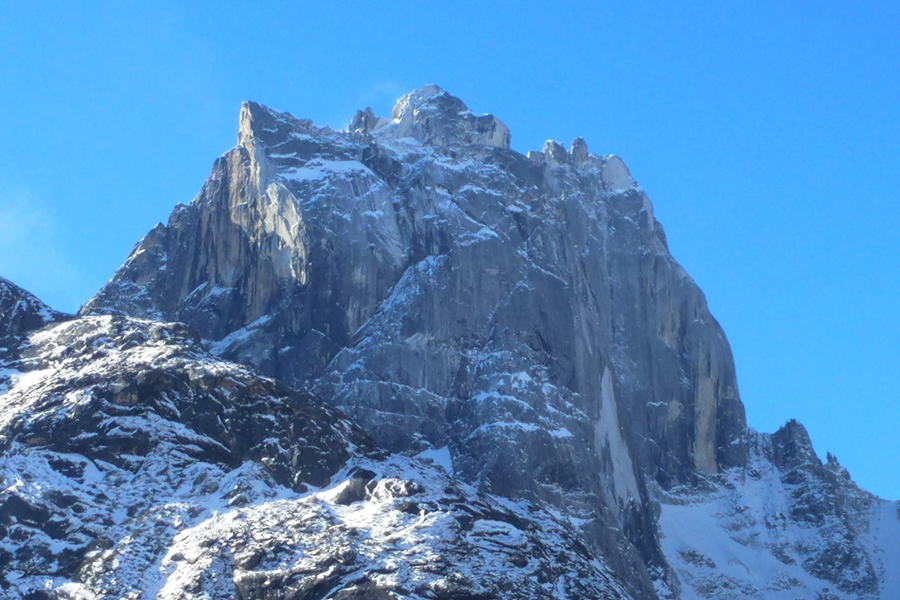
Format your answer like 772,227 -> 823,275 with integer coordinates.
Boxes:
595,366 -> 640,505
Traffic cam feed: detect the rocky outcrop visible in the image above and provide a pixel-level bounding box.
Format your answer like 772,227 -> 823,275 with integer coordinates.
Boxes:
0,313 -> 369,592
766,422 -> 880,595
78,454 -> 634,600
0,276 -> 65,345
386,84 -> 511,148
0,315 -> 374,487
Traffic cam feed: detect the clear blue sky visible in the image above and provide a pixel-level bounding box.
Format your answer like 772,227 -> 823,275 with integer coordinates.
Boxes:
1,2 -> 897,498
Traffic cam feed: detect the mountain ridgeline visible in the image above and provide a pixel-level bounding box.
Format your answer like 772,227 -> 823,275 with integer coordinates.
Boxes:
1,86 -> 896,599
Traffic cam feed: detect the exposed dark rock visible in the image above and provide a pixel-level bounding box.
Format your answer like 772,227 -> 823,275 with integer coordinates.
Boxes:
0,277 -> 67,363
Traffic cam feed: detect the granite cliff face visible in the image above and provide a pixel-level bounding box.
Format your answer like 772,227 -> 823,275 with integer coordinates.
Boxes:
1,86 -> 895,599
86,85 -> 747,485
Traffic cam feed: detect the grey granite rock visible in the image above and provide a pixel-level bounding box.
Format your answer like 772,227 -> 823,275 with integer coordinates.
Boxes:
570,137 -> 589,166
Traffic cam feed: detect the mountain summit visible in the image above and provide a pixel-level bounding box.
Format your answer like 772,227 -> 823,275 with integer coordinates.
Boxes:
2,86 -> 896,599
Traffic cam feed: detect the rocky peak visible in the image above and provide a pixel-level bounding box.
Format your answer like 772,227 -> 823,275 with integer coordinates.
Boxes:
769,418 -> 820,471
389,83 -> 447,119
570,136 -> 589,166
826,451 -> 854,482
600,154 -> 635,193
237,100 -> 321,150
349,106 -> 378,133
542,139 -> 568,167
82,85 -> 777,599
7,85 -> 894,600
376,84 -> 511,148
0,276 -> 64,341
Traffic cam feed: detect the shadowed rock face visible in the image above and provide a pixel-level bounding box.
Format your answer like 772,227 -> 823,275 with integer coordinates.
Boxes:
83,85 -> 751,599
0,277 -> 65,345
0,316 -> 373,490
84,86 -> 747,479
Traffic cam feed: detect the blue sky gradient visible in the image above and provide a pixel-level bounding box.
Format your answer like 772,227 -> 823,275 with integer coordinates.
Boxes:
1,1 -> 898,498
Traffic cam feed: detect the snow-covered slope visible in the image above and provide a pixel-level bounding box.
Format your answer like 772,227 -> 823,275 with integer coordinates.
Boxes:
658,425 -> 895,599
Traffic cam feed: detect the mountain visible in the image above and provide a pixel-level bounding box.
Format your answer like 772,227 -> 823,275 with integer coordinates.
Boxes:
1,85 -> 895,599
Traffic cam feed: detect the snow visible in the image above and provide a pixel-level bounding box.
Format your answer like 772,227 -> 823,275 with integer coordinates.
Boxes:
548,427 -> 574,439
415,446 -> 454,475
0,367 -> 56,428
0,367 -> 19,394
511,371 -> 533,387
65,454 -> 626,599
658,444 -> 880,600
458,226 -> 500,246
467,421 -> 540,439
5,368 -> 53,389
472,390 -> 533,412
279,159 -> 374,182
660,497 -> 808,599
207,315 -> 272,355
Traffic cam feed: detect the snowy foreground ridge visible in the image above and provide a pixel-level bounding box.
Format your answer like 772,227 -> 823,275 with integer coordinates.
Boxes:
2,86 -> 897,599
